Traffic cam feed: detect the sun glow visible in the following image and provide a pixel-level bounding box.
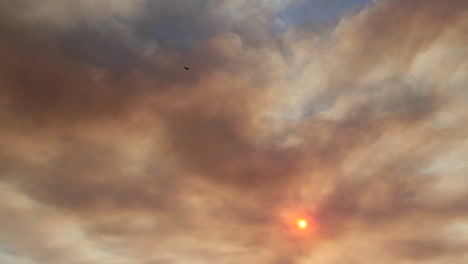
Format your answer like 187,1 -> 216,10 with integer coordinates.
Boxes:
297,219 -> 308,229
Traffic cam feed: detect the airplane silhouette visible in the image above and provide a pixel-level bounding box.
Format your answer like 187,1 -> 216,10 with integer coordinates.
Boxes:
184,67 -> 189,70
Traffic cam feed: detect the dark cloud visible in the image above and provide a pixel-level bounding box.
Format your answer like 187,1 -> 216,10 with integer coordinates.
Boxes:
133,0 -> 219,50
59,23 -> 141,74
161,105 -> 301,190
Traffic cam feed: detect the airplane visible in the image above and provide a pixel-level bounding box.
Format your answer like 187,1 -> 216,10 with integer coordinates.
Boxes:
184,67 -> 189,70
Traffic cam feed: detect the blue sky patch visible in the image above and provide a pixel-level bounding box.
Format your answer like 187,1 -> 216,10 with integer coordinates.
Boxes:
275,0 -> 372,32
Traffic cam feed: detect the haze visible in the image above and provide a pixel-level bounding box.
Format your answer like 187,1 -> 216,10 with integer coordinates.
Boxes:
0,1 -> 467,263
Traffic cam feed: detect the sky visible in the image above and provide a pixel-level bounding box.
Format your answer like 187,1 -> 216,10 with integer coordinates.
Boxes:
0,0 -> 467,263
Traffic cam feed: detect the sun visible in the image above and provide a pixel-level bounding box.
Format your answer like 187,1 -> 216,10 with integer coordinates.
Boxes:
297,219 -> 308,229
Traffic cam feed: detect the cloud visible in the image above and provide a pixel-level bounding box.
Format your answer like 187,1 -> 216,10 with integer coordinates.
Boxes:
0,0 -> 467,263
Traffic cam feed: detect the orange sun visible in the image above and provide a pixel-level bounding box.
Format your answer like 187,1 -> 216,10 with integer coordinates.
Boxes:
297,219 -> 308,229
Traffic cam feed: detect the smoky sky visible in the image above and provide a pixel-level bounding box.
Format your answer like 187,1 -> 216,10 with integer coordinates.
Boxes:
1,0 -> 468,264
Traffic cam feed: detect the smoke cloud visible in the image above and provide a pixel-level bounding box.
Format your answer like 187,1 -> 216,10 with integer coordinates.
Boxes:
0,0 -> 467,263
